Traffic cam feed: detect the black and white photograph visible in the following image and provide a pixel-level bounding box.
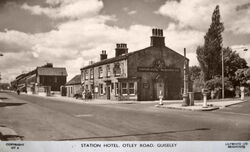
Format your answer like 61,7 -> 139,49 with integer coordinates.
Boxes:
0,0 -> 249,150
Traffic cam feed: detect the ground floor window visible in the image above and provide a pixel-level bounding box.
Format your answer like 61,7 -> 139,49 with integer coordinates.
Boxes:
115,82 -> 119,96
129,82 -> 135,95
100,84 -> 103,95
121,82 -> 136,96
121,83 -> 127,95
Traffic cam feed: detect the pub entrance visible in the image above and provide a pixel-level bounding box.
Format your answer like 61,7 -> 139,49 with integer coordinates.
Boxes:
154,77 -> 165,100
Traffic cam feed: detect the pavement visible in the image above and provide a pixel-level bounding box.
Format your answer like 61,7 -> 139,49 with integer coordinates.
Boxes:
156,99 -> 246,111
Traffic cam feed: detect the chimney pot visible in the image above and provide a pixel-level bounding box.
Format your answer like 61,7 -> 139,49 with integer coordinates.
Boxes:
150,28 -> 165,47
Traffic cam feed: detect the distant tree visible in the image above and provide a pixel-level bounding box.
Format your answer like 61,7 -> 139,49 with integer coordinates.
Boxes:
189,66 -> 201,81
235,68 -> 250,86
197,5 -> 224,81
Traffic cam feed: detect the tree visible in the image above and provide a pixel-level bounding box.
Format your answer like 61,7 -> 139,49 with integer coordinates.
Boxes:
197,5 -> 224,81
223,47 -> 248,86
235,68 -> 250,86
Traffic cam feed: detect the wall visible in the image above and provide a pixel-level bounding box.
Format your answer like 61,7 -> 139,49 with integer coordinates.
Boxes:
39,75 -> 67,91
81,59 -> 128,100
128,46 -> 186,101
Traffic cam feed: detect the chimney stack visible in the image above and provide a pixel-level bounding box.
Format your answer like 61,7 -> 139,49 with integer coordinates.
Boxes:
89,61 -> 95,65
115,43 -> 128,57
100,50 -> 107,61
150,28 -> 165,47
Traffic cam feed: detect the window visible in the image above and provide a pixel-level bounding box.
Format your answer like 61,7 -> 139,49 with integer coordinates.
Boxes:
70,87 -> 73,94
90,68 -> 94,79
54,77 -> 57,83
129,82 -> 135,95
121,83 -> 127,95
99,67 -> 103,78
114,63 -> 121,77
85,70 -> 89,80
107,65 -> 111,77
115,82 -> 119,96
91,84 -> 94,92
100,84 -> 103,95
111,83 -> 114,90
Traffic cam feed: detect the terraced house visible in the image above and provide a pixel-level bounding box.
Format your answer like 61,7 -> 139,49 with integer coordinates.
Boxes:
80,29 -> 189,101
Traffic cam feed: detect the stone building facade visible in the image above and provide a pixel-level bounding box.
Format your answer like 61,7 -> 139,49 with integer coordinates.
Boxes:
80,29 -> 189,101
11,63 -> 67,96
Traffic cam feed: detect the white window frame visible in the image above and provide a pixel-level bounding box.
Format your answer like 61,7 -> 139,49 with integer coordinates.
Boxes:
99,67 -> 103,78
85,70 -> 89,80
90,68 -> 94,79
121,82 -> 127,95
129,82 -> 135,95
107,65 -> 111,77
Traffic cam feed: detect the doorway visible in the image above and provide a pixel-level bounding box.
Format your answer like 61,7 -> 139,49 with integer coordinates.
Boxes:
107,86 -> 111,100
155,78 -> 165,99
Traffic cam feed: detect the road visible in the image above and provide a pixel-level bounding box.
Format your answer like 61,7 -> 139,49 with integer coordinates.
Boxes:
0,91 -> 250,141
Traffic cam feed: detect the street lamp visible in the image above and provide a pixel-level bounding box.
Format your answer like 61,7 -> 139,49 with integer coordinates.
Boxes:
222,48 -> 224,99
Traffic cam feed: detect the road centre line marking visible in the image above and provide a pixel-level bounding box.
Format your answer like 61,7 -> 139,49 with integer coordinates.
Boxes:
75,114 -> 93,117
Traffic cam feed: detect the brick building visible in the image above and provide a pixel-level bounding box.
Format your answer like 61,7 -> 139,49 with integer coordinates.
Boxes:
65,74 -> 81,97
11,63 -> 67,96
80,29 -> 189,101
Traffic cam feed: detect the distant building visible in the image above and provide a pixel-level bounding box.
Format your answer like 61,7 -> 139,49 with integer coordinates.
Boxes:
11,63 -> 67,96
65,74 -> 81,97
80,29 -> 189,101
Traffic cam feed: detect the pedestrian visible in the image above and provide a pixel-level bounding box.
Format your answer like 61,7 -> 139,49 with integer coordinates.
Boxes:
17,89 -> 20,95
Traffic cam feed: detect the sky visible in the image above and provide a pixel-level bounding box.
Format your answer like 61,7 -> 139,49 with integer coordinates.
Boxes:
0,0 -> 250,83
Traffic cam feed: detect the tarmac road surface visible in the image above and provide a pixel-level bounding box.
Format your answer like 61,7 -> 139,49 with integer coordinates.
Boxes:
0,91 -> 249,141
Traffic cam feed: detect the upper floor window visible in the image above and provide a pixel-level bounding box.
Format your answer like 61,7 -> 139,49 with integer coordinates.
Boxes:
107,65 -> 111,77
99,67 -> 103,78
90,68 -> 94,79
85,70 -> 89,80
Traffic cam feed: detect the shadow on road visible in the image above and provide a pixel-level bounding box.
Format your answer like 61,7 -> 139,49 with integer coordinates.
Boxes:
57,128 -> 210,141
0,103 -> 26,107
0,134 -> 24,141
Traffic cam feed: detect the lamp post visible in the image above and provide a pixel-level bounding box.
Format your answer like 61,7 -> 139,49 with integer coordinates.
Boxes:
222,48 -> 224,99
182,48 -> 189,106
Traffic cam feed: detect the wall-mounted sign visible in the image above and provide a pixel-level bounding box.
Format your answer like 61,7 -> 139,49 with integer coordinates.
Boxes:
137,59 -> 180,72
143,83 -> 149,89
137,67 -> 180,72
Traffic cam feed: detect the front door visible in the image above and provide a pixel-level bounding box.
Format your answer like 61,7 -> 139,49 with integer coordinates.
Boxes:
155,78 -> 164,99
107,86 -> 111,100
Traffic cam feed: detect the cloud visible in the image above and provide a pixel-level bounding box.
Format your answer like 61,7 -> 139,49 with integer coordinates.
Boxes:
0,0 -> 207,83
156,0 -> 250,34
128,10 -> 137,15
21,0 -> 104,19
164,23 -> 204,53
231,44 -> 250,65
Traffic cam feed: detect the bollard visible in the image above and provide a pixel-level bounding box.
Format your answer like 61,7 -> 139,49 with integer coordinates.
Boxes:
203,92 -> 208,108
240,86 -> 245,100
188,92 -> 194,106
159,90 -> 163,105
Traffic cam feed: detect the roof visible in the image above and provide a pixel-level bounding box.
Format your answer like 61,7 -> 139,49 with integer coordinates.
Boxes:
80,46 -> 187,70
66,74 -> 81,85
81,46 -> 151,70
37,67 -> 67,76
